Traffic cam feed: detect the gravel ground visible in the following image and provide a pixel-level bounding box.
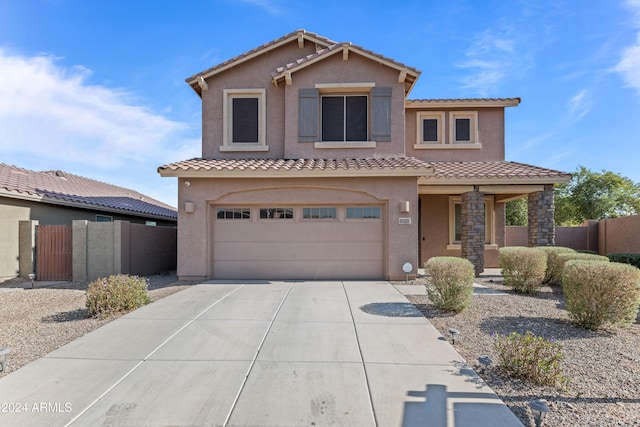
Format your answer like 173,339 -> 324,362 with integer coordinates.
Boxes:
0,273 -> 193,376
404,273 -> 640,427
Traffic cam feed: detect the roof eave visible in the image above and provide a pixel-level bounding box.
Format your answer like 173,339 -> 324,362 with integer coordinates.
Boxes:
159,167 -> 433,179
418,175 -> 571,186
406,98 -> 521,108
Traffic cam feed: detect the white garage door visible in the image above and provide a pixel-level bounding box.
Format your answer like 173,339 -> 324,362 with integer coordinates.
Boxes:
212,206 -> 384,279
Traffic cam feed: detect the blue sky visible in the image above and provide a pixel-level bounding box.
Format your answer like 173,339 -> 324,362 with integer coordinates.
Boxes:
1,0 -> 639,207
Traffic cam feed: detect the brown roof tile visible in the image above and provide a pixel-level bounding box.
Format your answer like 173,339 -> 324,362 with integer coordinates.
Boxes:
0,164 -> 177,220
158,157 -> 433,177
425,161 -> 571,181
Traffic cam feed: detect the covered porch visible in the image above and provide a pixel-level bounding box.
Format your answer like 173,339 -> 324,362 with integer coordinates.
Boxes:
417,161 -> 572,275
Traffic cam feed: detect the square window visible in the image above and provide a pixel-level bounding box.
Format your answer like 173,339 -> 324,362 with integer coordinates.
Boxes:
321,95 -> 367,141
449,111 -> 478,144
415,112 -> 445,145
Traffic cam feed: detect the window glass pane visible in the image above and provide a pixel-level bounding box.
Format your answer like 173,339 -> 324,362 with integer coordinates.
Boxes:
454,203 -> 462,242
260,208 -> 293,219
455,118 -> 470,142
232,97 -> 258,143
217,208 -> 250,219
96,215 -> 113,222
321,96 -> 344,141
303,207 -> 337,219
346,96 -> 367,141
422,119 -> 438,142
346,207 -> 380,219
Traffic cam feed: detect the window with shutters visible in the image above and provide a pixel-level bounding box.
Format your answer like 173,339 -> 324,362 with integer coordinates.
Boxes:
222,89 -> 268,151
298,85 -> 391,148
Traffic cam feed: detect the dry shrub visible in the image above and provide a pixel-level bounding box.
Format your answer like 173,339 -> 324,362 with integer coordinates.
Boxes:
552,253 -> 610,287
494,331 -> 567,388
499,247 -> 546,294
535,246 -> 576,284
563,261 -> 640,330
86,274 -> 150,318
424,257 -> 475,313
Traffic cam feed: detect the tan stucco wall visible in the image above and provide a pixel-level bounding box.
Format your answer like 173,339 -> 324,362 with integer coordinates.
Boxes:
0,203 -> 30,279
599,215 -> 640,255
283,53 -> 407,159
406,107 -> 505,162
177,176 -> 419,280
419,194 -> 504,268
200,40 -> 319,159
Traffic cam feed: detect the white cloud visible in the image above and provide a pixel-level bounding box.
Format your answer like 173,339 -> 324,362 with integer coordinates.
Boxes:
236,0 -> 283,15
0,50 -> 192,169
615,0 -> 640,96
456,29 -> 526,96
567,89 -> 592,122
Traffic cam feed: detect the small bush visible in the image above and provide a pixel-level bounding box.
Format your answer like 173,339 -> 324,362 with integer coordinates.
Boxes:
424,257 -> 475,313
535,246 -> 576,284
86,274 -> 150,318
499,247 -> 547,294
563,261 -> 640,330
494,331 -> 566,388
553,253 -> 609,287
607,253 -> 640,269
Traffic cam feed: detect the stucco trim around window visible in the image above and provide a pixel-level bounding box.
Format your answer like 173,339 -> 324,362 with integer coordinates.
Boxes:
222,89 -> 268,151
415,111 -> 445,145
449,111 -> 478,144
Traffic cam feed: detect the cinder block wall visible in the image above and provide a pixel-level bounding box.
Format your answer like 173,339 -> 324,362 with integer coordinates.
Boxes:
73,220 -> 177,281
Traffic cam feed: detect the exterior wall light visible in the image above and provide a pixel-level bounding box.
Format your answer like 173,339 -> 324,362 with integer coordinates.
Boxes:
399,201 -> 410,213
184,202 -> 195,213
184,180 -> 191,187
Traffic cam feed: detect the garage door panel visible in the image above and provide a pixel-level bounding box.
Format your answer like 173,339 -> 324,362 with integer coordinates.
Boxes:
212,206 -> 384,279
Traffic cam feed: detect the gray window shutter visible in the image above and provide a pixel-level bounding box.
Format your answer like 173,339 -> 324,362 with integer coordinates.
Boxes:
371,87 -> 392,142
299,88 -> 319,142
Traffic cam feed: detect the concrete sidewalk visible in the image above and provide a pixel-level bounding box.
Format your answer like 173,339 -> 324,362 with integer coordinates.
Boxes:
0,281 -> 522,426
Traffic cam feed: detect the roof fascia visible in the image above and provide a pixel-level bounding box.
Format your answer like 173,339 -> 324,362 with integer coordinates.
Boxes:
0,189 -> 177,221
159,167 -> 433,179
418,175 -> 571,186
186,32 -> 334,97
406,99 -> 521,108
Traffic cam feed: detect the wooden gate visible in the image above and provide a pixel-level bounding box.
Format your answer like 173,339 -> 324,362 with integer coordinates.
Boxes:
36,225 -> 73,281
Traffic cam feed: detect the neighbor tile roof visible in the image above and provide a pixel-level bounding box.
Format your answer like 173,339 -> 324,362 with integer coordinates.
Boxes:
0,164 -> 177,220
425,161 -> 571,181
158,157 -> 433,177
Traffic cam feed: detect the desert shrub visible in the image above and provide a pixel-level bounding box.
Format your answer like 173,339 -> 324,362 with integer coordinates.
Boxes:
553,253 -> 609,287
562,260 -> 640,330
607,253 -> 640,269
535,246 -> 576,284
494,331 -> 566,388
86,274 -> 150,318
423,257 -> 475,313
499,247 -> 546,294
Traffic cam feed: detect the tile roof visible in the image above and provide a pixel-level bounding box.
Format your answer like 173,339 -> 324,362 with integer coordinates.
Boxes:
0,164 -> 177,220
158,157 -> 433,177
425,161 -> 571,181
271,42 -> 421,93
185,29 -> 335,88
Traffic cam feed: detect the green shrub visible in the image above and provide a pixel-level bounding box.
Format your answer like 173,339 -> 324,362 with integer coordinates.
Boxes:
424,257 -> 475,313
494,331 -> 566,388
86,274 -> 150,318
553,253 -> 609,287
499,247 -> 547,294
563,261 -> 640,330
607,253 -> 640,269
535,246 -> 576,284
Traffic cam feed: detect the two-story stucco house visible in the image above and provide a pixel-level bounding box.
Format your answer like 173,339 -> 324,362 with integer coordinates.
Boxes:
159,29 -> 570,281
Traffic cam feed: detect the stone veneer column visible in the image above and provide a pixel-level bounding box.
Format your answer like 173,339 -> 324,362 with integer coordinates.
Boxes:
528,184 -> 556,247
461,188 -> 485,277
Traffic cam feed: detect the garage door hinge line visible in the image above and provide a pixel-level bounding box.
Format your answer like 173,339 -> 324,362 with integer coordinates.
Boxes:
222,281 -> 295,427
341,281 -> 379,427
64,285 -> 245,427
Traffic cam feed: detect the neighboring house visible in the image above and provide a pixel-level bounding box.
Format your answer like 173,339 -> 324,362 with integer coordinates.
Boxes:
159,29 -> 570,281
0,163 -> 177,279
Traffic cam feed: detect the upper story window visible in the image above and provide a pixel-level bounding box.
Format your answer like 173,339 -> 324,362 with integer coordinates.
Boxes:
299,85 -> 391,148
222,89 -> 268,152
321,95 -> 367,141
449,111 -> 478,144
415,112 -> 445,145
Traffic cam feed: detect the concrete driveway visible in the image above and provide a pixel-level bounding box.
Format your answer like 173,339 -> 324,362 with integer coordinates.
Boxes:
0,280 -> 522,426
